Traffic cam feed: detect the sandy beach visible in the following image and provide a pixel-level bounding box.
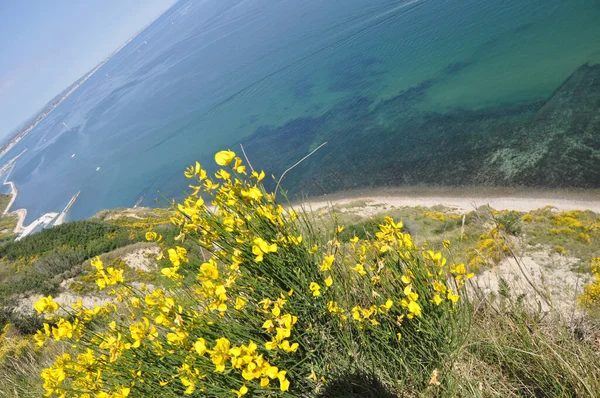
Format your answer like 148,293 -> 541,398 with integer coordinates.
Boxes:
303,186 -> 600,214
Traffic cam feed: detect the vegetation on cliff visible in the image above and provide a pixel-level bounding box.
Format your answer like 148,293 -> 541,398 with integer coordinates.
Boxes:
0,152 -> 599,397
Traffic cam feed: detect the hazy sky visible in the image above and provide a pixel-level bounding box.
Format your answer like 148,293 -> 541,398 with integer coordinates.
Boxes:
0,0 -> 177,140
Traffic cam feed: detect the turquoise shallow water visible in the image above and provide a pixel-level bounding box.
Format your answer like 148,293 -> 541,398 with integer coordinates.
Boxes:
3,0 -> 600,223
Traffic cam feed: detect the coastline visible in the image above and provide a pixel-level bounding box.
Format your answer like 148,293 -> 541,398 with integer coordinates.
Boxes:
1,151 -> 28,233
0,19 -> 150,163
0,150 -> 73,238
3,176 -> 28,234
3,182 -> 600,239
301,186 -> 600,214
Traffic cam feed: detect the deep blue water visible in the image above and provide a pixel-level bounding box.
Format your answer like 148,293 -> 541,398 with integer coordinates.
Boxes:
3,0 -> 600,223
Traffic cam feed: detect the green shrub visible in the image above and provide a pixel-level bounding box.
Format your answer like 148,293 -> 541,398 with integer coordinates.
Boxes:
496,211 -> 522,236
33,152 -> 471,397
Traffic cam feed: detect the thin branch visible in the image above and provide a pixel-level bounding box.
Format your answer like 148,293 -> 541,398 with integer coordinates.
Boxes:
570,277 -> 580,325
505,239 -> 552,308
239,143 -> 255,173
540,339 -> 595,397
274,142 -> 328,199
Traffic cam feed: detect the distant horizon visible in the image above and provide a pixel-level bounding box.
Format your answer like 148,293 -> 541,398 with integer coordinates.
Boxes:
0,0 -> 177,141
2,46 -> 124,144
0,15 -> 155,146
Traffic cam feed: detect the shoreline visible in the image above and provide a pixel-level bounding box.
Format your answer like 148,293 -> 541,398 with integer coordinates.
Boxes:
3,179 -> 28,234
3,183 -> 600,237
0,150 -> 72,238
1,151 -> 28,233
300,186 -> 600,214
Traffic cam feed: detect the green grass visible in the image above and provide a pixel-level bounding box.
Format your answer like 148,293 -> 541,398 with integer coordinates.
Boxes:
522,210 -> 600,271
0,194 -> 17,241
0,219 -> 151,333
0,194 -> 12,214
452,303 -> 600,397
324,204 -> 600,396
1,202 -> 600,397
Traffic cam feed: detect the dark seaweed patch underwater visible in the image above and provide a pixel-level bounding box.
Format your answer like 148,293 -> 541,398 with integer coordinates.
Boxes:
328,55 -> 384,93
240,64 -> 600,198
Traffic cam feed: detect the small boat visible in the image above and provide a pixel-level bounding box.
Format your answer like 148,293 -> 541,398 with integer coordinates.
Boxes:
96,167 -> 101,172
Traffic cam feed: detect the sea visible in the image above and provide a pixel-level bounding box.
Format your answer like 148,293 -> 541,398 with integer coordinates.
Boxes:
2,0 -> 600,224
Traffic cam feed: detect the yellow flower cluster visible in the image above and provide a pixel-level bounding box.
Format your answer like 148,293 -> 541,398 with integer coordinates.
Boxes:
579,258 -> 600,310
252,237 -> 277,262
34,295 -> 59,314
320,217 -> 466,332
466,227 -> 509,271
35,150 -> 470,397
546,210 -> 600,242
521,214 -> 533,222
91,256 -> 124,289
551,211 -> 584,229
423,211 -> 459,223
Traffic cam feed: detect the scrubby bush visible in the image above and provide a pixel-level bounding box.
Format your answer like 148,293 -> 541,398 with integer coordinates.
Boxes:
0,220 -> 147,332
33,152 -> 471,397
0,220 -> 134,261
495,211 -> 522,236
337,216 -> 384,241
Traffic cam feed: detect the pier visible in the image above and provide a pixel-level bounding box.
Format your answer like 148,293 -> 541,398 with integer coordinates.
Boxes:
15,212 -> 59,241
54,191 -> 81,226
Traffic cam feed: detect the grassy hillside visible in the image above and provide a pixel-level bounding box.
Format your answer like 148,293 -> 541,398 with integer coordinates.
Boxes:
0,153 -> 599,397
0,209 -> 177,335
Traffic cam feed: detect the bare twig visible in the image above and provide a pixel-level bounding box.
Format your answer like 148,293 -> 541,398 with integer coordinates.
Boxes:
540,339 -> 595,397
274,142 -> 327,199
505,241 -> 552,308
570,277 -> 580,325
239,144 -> 255,173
